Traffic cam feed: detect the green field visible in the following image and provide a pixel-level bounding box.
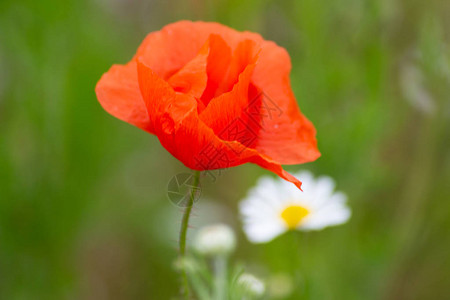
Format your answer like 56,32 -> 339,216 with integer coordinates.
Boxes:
1,0 -> 449,299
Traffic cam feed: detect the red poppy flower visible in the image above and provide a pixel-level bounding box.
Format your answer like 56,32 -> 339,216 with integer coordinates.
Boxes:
95,21 -> 320,189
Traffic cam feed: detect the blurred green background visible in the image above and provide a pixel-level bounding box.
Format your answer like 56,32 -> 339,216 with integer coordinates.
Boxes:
1,0 -> 449,299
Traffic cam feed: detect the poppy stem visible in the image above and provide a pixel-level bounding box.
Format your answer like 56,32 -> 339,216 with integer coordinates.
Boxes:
179,170 -> 201,299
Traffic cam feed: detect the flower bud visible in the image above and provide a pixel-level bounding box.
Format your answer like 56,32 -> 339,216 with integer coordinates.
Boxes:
237,273 -> 265,297
193,224 -> 236,256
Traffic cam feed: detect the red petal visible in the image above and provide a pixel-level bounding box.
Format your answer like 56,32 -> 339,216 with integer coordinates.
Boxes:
250,42 -> 321,164
97,21 -> 319,190
199,34 -> 232,107
135,58 -> 197,140
136,21 -> 262,79
199,42 -> 259,148
137,58 -> 303,190
95,61 -> 153,132
167,39 -> 209,99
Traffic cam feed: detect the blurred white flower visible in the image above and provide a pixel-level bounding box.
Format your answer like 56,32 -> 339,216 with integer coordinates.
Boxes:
237,273 -> 265,297
193,224 -> 236,256
240,171 -> 351,243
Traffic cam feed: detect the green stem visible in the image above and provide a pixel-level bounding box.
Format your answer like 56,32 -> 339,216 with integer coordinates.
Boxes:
179,170 -> 201,299
213,256 -> 228,300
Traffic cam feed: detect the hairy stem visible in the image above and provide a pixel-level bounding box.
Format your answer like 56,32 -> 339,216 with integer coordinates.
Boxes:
179,170 -> 201,299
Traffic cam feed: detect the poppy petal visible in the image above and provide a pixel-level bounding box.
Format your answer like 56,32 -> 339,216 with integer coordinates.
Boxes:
137,21 -> 234,79
97,21 -> 320,190
137,58 -> 303,189
167,39 -> 209,99
136,21 -> 263,79
199,34 -> 232,107
250,43 -> 321,164
199,55 -> 258,148
95,61 -> 153,132
135,58 -> 197,138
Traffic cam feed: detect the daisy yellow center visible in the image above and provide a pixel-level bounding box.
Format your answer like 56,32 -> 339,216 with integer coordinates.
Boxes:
280,205 -> 309,229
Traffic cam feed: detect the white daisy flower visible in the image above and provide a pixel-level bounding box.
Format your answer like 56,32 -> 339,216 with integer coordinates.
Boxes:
240,171 -> 351,243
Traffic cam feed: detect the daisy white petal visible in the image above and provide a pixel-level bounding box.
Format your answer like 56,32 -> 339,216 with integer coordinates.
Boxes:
240,171 -> 351,243
243,221 -> 287,243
